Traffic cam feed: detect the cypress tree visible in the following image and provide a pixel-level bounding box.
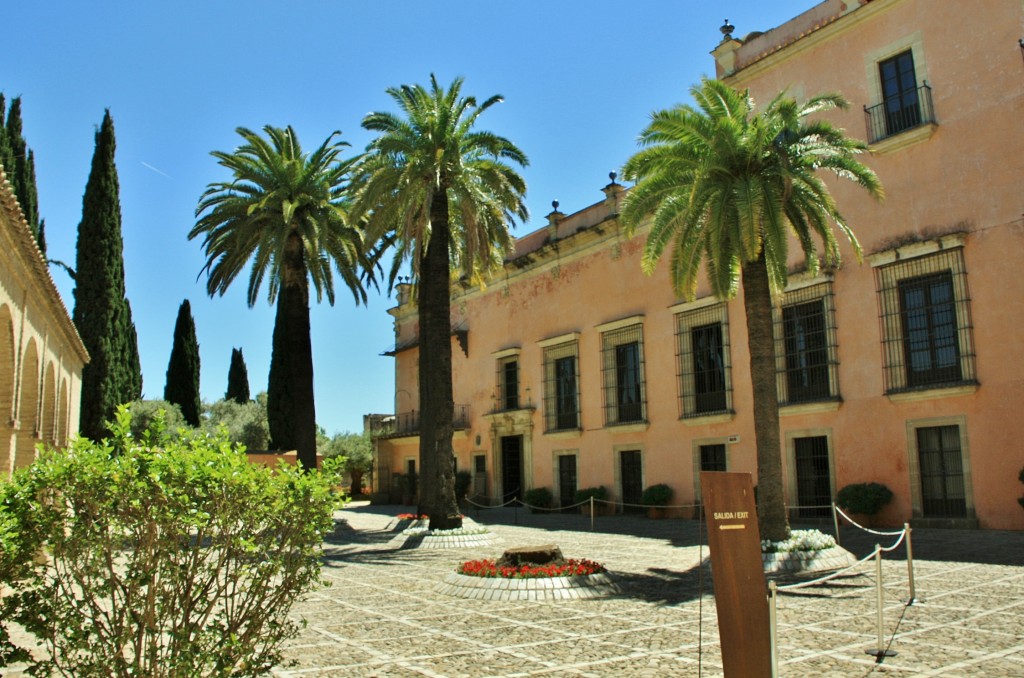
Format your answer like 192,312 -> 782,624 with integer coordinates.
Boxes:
72,109 -> 143,440
164,300 -> 201,426
5,98 -> 40,240
0,94 -> 12,176
225,347 -> 250,404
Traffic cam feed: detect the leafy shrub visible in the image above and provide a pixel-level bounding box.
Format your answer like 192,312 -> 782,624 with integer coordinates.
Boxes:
523,487 -> 554,511
836,482 -> 894,515
641,483 -> 674,506
574,486 -> 608,503
0,406 -> 343,676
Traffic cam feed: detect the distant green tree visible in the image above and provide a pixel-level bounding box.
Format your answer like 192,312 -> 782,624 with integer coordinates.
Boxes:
322,431 -> 373,495
204,393 -> 270,451
226,347 -> 251,404
72,110 -> 143,440
127,399 -> 191,440
164,299 -> 201,427
191,125 -> 373,469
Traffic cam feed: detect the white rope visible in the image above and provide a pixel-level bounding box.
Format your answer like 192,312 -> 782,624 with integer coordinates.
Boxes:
777,546 -> 879,591
878,529 -> 908,553
594,498 -> 701,510
464,495 -> 519,509
516,498 -> 590,512
834,505 -> 905,536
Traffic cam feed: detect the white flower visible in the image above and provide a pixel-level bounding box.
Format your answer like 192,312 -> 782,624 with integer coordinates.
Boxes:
761,529 -> 836,553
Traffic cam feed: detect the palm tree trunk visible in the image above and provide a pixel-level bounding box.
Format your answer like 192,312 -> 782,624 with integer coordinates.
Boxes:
418,191 -> 462,530
741,256 -> 790,542
268,231 -> 318,470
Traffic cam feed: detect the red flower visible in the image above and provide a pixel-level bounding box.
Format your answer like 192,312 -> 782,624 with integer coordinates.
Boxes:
457,558 -> 606,579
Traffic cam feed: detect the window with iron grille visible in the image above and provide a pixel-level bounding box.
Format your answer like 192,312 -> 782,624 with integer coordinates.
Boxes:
916,425 -> 967,518
675,303 -> 732,418
875,247 -> 976,394
601,324 -> 646,425
542,341 -> 580,431
773,283 -> 839,405
495,356 -> 519,410
700,443 -> 727,472
793,436 -> 832,518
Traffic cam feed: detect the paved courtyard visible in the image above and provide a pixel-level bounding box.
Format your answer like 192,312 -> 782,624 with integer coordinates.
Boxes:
277,503 -> 1024,677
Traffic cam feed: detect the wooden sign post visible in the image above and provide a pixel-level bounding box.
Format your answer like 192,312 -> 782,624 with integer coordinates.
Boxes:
701,471 -> 772,678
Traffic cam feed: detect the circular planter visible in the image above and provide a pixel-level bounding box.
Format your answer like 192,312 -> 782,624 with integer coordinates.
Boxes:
438,571 -> 620,601
762,545 -> 856,574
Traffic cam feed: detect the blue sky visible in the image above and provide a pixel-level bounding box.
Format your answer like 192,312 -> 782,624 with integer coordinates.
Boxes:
5,1 -> 817,435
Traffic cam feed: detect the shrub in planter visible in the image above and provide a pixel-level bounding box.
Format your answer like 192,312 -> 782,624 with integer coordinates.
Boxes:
574,486 -> 608,503
641,483 -> 674,506
0,406 -> 343,677
836,482 -> 894,516
523,487 -> 554,511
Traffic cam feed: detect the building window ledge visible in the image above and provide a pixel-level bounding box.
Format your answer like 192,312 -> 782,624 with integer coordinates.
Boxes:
886,382 -> 978,403
780,399 -> 842,416
868,122 -> 937,155
543,428 -> 583,439
681,411 -> 735,426
604,421 -> 650,433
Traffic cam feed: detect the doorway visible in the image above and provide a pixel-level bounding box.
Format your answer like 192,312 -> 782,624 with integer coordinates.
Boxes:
619,450 -> 643,514
500,435 -> 523,503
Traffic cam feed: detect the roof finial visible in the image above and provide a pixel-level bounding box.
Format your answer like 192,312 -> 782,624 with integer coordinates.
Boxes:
720,19 -> 735,41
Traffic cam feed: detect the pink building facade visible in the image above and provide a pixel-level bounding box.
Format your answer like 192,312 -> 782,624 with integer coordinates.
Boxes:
371,0 -> 1024,530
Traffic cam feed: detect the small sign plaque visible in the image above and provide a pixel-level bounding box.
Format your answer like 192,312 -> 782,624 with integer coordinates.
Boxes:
701,471 -> 771,678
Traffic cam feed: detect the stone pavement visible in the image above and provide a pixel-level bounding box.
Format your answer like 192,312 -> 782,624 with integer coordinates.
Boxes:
276,503 -> 1024,677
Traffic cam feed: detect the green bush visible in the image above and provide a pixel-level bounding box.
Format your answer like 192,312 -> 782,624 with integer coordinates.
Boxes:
523,487 -> 554,511
641,483 -> 674,506
0,406 -> 343,676
836,482 -> 894,515
574,486 -> 608,504
1018,467 -> 1024,510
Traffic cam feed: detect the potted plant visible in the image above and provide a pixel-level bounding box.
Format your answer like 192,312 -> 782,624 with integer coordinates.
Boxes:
641,483 -> 674,518
574,486 -> 609,516
836,482 -> 894,527
523,487 -> 554,513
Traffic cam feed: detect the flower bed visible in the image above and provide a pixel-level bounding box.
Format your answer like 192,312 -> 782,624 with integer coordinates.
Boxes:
396,513 -> 427,521
761,529 -> 853,574
761,529 -> 836,554
457,558 -> 605,579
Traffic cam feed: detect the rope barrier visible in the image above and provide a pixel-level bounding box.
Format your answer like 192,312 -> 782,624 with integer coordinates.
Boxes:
833,505 -> 905,536
776,546 -> 879,591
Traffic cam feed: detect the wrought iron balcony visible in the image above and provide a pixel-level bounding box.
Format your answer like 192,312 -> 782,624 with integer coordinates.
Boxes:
369,405 -> 470,439
864,83 -> 935,144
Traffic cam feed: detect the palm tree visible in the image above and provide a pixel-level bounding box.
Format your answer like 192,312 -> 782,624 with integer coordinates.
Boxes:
191,125 -> 371,470
355,75 -> 528,530
621,78 -> 882,541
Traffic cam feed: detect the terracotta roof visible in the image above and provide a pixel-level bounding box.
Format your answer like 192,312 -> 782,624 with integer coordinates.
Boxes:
0,164 -> 89,364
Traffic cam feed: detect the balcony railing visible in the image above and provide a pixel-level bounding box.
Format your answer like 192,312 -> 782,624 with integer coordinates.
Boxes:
369,405 -> 470,439
864,83 -> 935,144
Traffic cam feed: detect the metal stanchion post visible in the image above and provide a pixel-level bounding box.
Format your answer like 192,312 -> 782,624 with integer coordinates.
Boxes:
590,496 -> 595,532
866,545 -> 897,661
832,502 -> 841,547
514,500 -> 518,526
905,523 -> 917,605
769,581 -> 779,678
